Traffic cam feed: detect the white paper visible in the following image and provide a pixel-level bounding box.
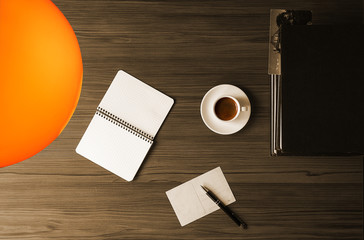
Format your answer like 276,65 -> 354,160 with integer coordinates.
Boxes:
166,167 -> 236,226
99,70 -> 174,138
76,70 -> 174,181
76,113 -> 152,181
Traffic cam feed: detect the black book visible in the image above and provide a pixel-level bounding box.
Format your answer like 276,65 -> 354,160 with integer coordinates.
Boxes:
276,24 -> 364,155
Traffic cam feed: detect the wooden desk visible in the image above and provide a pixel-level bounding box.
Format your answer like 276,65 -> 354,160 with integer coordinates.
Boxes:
1,1 -> 363,239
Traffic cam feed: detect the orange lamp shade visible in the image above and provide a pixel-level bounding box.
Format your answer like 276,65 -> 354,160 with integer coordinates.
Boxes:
0,0 -> 83,167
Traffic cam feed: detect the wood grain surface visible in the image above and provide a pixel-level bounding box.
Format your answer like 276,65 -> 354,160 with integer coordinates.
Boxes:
1,1 -> 363,239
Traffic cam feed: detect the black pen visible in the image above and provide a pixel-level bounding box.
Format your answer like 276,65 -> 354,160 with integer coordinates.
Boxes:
201,185 -> 248,229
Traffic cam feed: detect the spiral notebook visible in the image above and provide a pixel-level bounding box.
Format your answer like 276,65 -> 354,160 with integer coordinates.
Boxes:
76,70 -> 174,181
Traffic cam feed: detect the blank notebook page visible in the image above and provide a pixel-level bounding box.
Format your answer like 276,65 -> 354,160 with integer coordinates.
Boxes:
76,113 -> 152,181
99,70 -> 174,138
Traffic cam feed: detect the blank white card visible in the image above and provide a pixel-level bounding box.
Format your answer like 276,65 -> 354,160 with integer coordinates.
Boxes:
166,167 -> 236,226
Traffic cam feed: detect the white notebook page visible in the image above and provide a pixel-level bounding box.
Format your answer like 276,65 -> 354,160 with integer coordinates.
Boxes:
76,113 -> 152,181
99,70 -> 174,138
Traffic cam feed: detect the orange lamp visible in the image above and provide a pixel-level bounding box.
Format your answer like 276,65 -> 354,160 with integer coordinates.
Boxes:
0,0 -> 83,167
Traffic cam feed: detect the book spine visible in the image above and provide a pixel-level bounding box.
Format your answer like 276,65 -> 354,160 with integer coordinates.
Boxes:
96,107 -> 153,144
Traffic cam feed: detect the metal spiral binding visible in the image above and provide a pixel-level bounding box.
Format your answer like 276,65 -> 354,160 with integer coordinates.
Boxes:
96,107 -> 153,144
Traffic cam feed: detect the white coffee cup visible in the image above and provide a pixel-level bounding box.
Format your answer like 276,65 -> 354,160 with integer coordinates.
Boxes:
213,96 -> 247,121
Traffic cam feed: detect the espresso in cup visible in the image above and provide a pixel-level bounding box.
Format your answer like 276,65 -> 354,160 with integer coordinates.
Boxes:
214,96 -> 247,121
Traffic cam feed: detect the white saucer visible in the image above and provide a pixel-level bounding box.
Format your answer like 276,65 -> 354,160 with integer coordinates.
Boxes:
200,84 -> 251,135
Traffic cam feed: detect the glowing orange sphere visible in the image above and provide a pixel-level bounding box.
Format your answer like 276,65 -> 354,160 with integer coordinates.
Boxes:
0,0 -> 83,167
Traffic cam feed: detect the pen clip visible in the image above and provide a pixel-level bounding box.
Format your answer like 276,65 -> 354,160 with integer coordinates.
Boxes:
200,185 -> 209,192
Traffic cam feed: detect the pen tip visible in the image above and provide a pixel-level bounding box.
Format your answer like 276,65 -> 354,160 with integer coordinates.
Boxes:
200,185 -> 208,192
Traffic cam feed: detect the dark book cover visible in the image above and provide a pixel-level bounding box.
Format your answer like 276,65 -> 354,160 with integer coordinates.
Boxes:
280,25 -> 364,155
